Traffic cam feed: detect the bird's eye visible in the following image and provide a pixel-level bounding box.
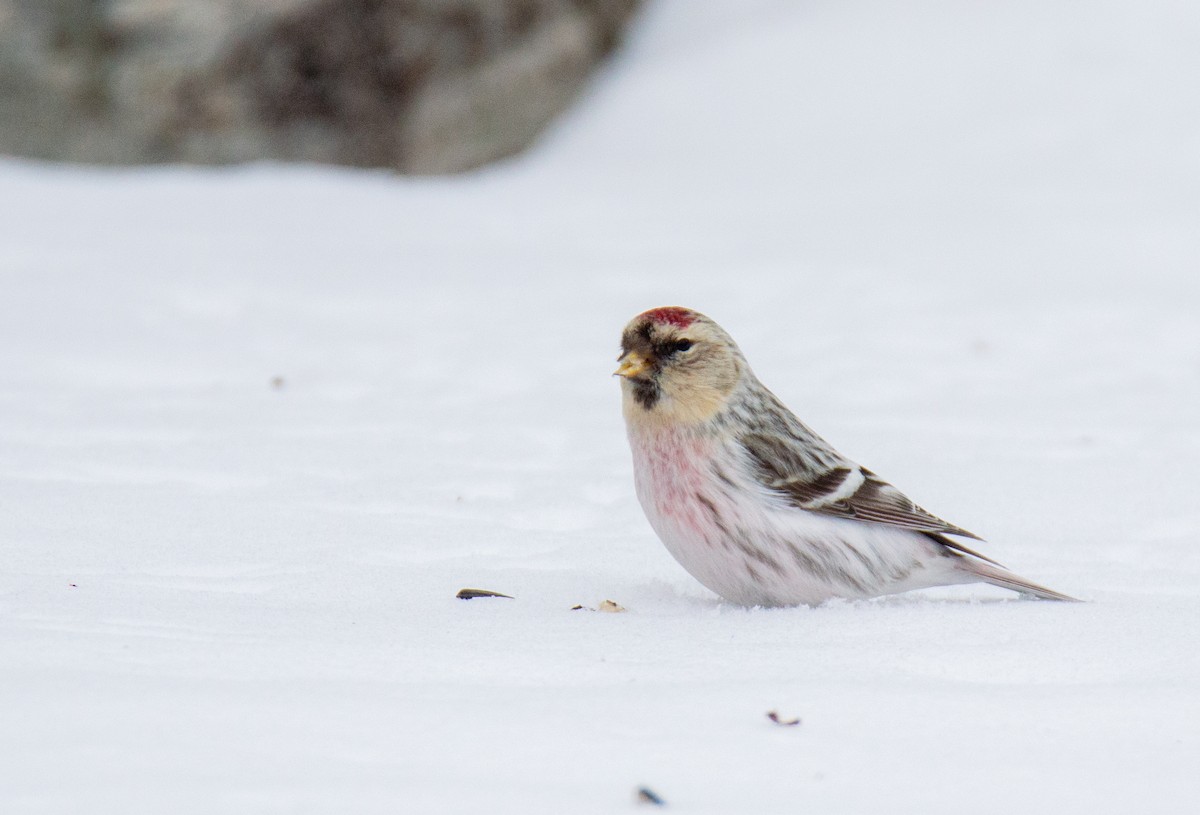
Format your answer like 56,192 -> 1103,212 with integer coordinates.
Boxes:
666,339 -> 693,354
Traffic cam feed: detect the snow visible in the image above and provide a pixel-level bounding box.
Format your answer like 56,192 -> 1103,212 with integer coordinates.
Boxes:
2,0 -> 1199,812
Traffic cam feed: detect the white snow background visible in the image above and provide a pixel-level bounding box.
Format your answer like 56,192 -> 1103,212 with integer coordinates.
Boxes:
3,1 -> 1199,812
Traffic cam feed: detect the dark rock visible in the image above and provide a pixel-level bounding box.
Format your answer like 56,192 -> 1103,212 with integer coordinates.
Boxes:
0,0 -> 642,173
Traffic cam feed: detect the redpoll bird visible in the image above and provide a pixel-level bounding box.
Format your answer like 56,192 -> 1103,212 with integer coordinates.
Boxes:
615,306 -> 1076,606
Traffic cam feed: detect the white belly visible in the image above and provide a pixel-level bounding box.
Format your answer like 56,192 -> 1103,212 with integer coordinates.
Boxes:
628,426 -> 961,606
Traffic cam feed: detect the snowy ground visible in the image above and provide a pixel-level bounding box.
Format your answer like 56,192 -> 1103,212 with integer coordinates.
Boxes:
3,1 -> 1199,812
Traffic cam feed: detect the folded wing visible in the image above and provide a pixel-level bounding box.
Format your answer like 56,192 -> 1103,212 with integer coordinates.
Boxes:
740,432 -> 1005,565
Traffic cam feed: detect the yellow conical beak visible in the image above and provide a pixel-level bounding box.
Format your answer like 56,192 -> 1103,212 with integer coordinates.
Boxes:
614,351 -> 649,378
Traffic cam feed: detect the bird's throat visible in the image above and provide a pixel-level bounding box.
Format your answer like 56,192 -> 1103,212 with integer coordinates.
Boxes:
622,379 -> 732,430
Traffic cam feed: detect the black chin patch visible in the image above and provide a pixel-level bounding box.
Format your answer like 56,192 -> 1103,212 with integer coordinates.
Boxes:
631,378 -> 661,410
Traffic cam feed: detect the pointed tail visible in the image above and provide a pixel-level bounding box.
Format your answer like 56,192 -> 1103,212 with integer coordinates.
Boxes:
960,559 -> 1081,602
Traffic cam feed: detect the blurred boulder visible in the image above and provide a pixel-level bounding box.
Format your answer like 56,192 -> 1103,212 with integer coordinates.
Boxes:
0,0 -> 641,173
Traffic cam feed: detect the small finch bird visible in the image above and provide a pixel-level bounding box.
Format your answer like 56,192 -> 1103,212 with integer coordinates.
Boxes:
615,306 -> 1076,606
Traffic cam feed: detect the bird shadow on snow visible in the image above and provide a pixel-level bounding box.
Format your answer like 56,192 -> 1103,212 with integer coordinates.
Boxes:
622,579 -> 1049,614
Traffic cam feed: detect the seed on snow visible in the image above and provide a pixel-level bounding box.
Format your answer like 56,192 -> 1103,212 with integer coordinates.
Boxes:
455,588 -> 514,600
636,786 -> 666,806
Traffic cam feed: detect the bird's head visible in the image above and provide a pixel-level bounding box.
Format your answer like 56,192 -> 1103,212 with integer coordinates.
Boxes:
615,306 -> 744,426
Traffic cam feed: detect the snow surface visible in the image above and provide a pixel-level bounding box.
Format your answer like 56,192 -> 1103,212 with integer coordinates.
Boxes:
3,1 -> 1199,812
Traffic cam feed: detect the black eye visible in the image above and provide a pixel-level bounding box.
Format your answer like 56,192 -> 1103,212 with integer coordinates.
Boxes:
666,339 -> 693,355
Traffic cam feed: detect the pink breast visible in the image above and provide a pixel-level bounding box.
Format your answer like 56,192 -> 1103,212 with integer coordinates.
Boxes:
638,431 -> 715,535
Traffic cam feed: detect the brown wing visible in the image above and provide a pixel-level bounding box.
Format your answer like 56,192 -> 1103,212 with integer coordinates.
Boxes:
740,432 -> 991,550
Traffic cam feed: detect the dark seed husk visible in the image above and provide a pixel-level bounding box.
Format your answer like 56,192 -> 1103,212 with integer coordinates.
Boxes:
636,786 -> 666,806
455,588 -> 514,600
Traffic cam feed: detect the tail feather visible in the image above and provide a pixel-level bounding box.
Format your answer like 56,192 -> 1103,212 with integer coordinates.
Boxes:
957,559 -> 1080,602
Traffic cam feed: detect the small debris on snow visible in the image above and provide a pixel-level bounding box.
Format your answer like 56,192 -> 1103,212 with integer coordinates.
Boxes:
269,376 -> 286,390
766,710 -> 801,726
455,588 -> 514,600
636,786 -> 666,806
570,600 -> 627,612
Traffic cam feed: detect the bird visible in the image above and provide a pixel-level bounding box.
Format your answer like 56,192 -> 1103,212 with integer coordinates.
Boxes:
614,306 -> 1076,607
